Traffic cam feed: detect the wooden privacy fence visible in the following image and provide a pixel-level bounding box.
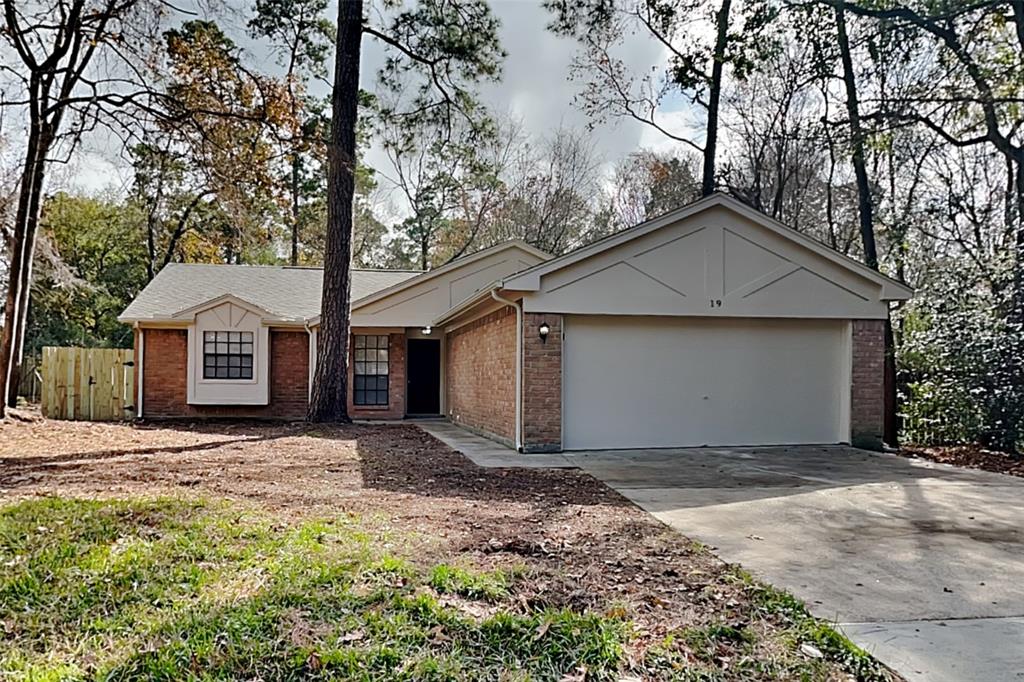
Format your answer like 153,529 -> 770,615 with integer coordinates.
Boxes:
41,347 -> 135,421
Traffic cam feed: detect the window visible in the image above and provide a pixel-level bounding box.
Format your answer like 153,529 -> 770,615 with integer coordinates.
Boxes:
354,334 -> 389,406
203,331 -> 254,380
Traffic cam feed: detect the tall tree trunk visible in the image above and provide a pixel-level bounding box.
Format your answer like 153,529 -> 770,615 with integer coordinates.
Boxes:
702,0 -> 732,197
1,117 -> 50,415
6,130 -> 49,408
835,1 -> 896,446
834,3 -> 877,269
290,153 -> 301,266
1014,157 -> 1024,319
308,0 -> 363,422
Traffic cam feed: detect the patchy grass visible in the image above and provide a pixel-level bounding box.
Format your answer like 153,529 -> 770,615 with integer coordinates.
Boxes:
0,420 -> 897,680
0,498 -> 625,681
735,569 -> 891,681
429,564 -> 511,602
638,570 -> 893,681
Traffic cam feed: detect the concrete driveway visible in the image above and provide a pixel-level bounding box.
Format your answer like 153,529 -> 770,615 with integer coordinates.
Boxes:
564,445 -> 1024,682
419,422 -> 1024,680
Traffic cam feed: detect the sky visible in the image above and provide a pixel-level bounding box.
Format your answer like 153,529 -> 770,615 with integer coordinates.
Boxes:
59,0 -> 695,198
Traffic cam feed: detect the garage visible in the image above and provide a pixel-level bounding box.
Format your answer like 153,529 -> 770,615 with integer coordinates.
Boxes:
433,194 -> 912,452
562,315 -> 849,449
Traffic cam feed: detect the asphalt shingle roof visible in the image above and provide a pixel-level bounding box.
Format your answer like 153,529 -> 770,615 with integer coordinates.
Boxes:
119,264 -> 421,322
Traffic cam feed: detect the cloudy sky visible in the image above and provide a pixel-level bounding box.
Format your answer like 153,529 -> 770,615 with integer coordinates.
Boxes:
59,0 -> 692,196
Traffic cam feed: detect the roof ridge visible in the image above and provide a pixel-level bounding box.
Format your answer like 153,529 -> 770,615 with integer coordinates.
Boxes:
162,262 -> 423,274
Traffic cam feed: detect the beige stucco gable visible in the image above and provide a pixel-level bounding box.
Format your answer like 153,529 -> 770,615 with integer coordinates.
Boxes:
513,201 -> 906,320
351,242 -> 549,327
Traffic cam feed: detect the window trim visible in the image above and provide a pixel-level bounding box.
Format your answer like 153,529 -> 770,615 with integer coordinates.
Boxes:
200,327 -> 254,378
353,334 -> 390,407
186,305 -> 269,406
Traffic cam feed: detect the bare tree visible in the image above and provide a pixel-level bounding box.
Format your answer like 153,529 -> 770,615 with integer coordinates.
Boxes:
547,0 -> 777,196
487,127 -> 604,254
0,0 -> 184,412
603,149 -> 701,231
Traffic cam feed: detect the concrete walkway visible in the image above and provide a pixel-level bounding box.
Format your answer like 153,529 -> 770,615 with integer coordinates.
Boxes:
421,424 -> 1024,682
417,421 -> 574,468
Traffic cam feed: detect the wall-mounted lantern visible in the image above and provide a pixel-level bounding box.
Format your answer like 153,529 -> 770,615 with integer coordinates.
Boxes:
538,321 -> 551,343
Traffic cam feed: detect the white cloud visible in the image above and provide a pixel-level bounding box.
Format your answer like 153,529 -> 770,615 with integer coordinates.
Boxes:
52,152 -> 132,197
54,1 -> 696,198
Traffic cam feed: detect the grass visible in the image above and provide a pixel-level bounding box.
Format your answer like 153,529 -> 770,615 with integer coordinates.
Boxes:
428,564 -> 511,602
0,497 -> 892,681
0,498 -> 624,681
638,570 -> 893,682
732,568 -> 891,681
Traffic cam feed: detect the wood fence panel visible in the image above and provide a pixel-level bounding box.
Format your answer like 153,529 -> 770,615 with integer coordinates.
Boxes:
41,347 -> 135,421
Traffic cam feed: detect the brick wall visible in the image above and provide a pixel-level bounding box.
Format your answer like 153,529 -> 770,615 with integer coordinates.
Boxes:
445,306 -> 516,444
140,328 -> 309,419
347,332 -> 407,420
851,319 -> 885,449
521,314 -> 562,452
268,331 -> 310,418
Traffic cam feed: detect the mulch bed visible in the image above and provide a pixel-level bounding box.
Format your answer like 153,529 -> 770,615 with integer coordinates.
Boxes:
0,409 -> 893,679
900,444 -> 1024,478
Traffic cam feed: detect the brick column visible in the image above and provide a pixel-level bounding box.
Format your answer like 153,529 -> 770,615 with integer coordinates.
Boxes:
521,313 -> 562,452
850,319 -> 885,450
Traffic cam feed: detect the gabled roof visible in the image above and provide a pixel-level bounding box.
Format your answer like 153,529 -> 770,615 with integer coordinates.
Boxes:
501,193 -> 912,300
353,239 -> 548,310
435,193 -> 913,326
307,239 -> 551,326
118,263 -> 421,324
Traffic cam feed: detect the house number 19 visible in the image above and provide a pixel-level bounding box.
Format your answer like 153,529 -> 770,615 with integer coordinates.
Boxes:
709,299 -> 722,308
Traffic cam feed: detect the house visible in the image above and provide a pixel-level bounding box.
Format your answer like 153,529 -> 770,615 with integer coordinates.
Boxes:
118,193 -> 912,451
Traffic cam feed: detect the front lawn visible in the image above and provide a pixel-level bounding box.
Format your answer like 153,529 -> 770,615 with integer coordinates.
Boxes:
0,416 -> 894,680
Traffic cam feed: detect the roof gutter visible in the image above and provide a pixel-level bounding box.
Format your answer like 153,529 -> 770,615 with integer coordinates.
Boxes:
490,289 -> 522,452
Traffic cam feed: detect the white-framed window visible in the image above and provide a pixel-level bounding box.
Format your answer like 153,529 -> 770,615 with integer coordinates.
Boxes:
354,334 -> 389,405
203,331 -> 254,380
188,301 -> 268,406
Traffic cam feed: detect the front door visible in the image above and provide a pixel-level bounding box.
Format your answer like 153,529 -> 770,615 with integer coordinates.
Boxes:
406,338 -> 441,415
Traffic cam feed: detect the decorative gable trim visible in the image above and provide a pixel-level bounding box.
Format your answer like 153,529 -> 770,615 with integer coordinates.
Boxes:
502,193 -> 912,301
171,293 -> 277,322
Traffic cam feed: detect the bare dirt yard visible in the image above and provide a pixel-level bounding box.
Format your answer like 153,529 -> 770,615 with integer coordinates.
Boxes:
901,444 -> 1024,478
0,412 -> 895,680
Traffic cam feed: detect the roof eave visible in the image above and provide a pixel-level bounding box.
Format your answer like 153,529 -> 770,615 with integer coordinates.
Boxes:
120,314 -> 307,326
432,282 -> 515,327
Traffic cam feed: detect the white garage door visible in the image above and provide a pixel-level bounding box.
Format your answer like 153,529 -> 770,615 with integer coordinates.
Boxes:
563,316 -> 848,449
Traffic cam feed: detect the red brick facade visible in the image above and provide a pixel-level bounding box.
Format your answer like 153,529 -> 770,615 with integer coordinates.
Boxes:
521,313 -> 562,452
347,332 -> 407,420
138,314 -> 887,450
444,306 -> 516,444
139,328 -> 309,419
851,319 -> 885,449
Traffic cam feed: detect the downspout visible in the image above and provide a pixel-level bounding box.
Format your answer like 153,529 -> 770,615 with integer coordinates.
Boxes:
135,323 -> 144,419
490,288 -> 522,452
304,320 -> 315,402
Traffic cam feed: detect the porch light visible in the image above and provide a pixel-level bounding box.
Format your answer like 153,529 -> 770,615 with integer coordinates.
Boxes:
538,321 -> 551,343
421,325 -> 432,335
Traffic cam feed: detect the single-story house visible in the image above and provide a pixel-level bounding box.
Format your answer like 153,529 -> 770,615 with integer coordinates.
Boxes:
119,193 -> 912,451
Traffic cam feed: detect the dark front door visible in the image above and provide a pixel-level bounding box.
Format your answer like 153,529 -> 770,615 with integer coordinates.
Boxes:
406,338 -> 441,415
